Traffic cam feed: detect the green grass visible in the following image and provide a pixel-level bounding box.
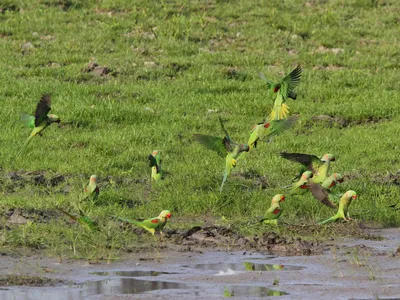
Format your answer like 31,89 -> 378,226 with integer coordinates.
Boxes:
0,0 -> 399,259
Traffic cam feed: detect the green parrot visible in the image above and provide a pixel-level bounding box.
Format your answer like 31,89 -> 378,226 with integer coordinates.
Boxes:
57,207 -> 98,231
82,175 -> 99,202
290,170 -> 313,195
243,262 -> 284,271
319,190 -> 357,225
193,118 -> 250,192
309,173 -> 344,208
115,210 -> 172,235
260,194 -> 285,225
16,95 -> 60,159
148,150 -> 162,181
247,116 -> 299,151
279,152 -> 335,184
260,65 -> 302,120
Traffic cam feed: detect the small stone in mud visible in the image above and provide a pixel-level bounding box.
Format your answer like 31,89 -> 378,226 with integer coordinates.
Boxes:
8,211 -> 28,225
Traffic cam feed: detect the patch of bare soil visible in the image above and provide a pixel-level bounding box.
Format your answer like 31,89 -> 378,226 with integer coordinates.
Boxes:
305,114 -> 389,129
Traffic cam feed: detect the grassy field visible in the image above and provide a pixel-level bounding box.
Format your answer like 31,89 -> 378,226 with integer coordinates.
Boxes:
0,0 -> 399,259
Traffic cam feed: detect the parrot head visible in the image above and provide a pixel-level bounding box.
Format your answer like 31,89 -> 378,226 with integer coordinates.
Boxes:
48,114 -> 61,123
333,173 -> 344,183
321,154 -> 335,162
272,194 -> 285,205
159,210 -> 172,219
89,175 -> 97,183
345,190 -> 357,200
301,171 -> 313,180
152,150 -> 159,157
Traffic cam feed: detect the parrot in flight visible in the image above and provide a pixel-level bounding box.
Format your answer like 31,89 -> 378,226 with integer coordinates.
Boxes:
114,210 -> 172,235
260,65 -> 302,120
82,175 -> 99,202
319,190 -> 357,225
260,194 -> 285,225
16,95 -> 60,159
279,152 -> 335,184
193,118 -> 250,192
57,207 -> 98,231
289,170 -> 313,195
148,150 -> 162,181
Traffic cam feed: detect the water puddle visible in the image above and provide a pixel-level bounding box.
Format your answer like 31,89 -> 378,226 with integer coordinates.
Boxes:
90,270 -> 176,277
183,262 -> 304,272
0,278 -> 287,299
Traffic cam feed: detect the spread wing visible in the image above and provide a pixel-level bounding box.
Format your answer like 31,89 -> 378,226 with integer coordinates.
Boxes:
280,65 -> 302,99
259,72 -> 275,90
309,183 -> 337,209
193,134 -> 232,157
279,152 -> 322,173
35,95 -> 51,127
265,115 -> 299,138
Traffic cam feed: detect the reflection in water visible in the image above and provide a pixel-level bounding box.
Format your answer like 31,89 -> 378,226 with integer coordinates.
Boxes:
223,285 -> 287,297
90,270 -> 174,277
184,262 -> 303,272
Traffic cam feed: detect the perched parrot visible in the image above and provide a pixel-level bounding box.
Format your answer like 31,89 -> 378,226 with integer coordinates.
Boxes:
260,65 -> 302,120
193,118 -> 250,192
260,194 -> 285,225
290,170 -> 313,195
319,190 -> 357,225
148,150 -> 162,181
82,175 -> 99,202
309,173 -> 344,208
279,152 -> 335,184
57,207 -> 98,231
115,210 -> 172,235
16,95 -> 60,159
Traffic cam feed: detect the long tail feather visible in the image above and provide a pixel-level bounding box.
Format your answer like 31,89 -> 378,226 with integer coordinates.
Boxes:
318,214 -> 338,225
14,135 -> 34,163
220,172 -> 229,192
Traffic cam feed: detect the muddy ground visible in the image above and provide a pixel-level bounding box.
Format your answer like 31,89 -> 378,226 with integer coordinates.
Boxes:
0,227 -> 399,299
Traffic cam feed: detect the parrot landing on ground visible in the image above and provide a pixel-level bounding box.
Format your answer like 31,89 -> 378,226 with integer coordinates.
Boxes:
115,210 -> 172,235
319,190 -> 357,225
193,118 -> 250,192
260,65 -> 302,120
148,150 -> 162,181
57,207 -> 98,231
260,194 -> 285,225
280,152 -> 335,184
309,173 -> 344,208
16,95 -> 60,159
82,175 -> 99,202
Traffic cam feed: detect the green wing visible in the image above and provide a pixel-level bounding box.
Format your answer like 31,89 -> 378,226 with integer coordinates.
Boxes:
279,152 -> 322,173
259,72 -> 276,91
309,183 -> 337,209
140,217 -> 161,230
264,115 -> 299,139
148,155 -> 160,173
20,114 -> 35,128
193,134 -> 229,157
279,65 -> 302,99
35,95 -> 51,127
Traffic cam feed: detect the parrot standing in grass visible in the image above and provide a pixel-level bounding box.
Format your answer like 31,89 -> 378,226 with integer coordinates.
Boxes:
82,175 -> 99,202
57,207 -> 98,231
260,194 -> 285,225
16,95 -> 60,159
115,210 -> 172,235
279,152 -> 335,184
148,150 -> 162,181
193,118 -> 250,192
290,170 -> 313,195
319,190 -> 357,225
260,65 -> 302,120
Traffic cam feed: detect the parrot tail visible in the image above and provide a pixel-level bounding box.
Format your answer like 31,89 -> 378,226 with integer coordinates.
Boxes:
318,214 -> 338,225
13,135 -> 34,163
220,172 -> 229,192
269,103 -> 290,120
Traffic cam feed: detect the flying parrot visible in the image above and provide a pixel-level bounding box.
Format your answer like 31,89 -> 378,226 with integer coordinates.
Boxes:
193,118 -> 250,192
279,152 -> 335,184
260,194 -> 285,225
114,210 -> 172,235
260,65 -> 302,120
289,170 -> 313,195
309,173 -> 344,206
148,150 -> 162,181
57,207 -> 98,231
82,175 -> 99,202
16,95 -> 60,159
319,190 -> 357,225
